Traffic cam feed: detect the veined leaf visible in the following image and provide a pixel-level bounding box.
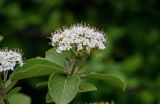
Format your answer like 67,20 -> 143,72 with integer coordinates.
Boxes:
46,83 -> 90,104
48,74 -> 80,104
5,80 -> 18,92
11,58 -> 68,81
36,81 -> 48,87
79,82 -> 97,92
89,72 -> 126,91
46,92 -> 53,103
0,95 -> 4,104
45,48 -> 71,68
7,87 -> 21,98
9,93 -> 31,104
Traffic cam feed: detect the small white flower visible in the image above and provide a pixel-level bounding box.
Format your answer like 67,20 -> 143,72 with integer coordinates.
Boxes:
51,23 -> 106,53
0,49 -> 23,72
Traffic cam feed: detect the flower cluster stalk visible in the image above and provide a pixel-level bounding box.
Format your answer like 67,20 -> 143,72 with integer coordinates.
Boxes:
70,58 -> 79,75
0,72 -> 9,104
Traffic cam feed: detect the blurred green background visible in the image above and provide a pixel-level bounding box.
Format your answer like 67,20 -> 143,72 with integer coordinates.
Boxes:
0,0 -> 160,104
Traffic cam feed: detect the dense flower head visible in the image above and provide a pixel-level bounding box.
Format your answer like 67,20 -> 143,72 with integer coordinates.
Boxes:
0,49 -> 23,72
51,23 -> 106,53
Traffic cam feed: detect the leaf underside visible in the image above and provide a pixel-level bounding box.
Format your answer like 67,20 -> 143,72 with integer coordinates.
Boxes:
79,82 -> 97,92
89,72 -> 126,91
46,92 -> 53,103
48,73 -> 80,104
45,48 -> 71,68
11,58 -> 68,81
9,93 -> 31,104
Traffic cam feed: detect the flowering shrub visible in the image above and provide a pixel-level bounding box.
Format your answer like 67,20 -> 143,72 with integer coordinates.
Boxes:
0,24 -> 125,104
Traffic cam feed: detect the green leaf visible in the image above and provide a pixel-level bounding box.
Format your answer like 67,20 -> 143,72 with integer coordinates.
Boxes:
11,58 -> 68,81
79,65 -> 89,73
7,87 -> 21,98
46,92 -> 53,103
9,93 -> 31,104
79,82 -> 97,92
36,81 -> 48,87
48,74 -> 80,104
6,81 -> 18,93
45,48 -> 71,68
0,100 -> 4,104
0,35 -> 3,42
0,95 -> 4,104
89,73 -> 126,91
5,80 -> 18,93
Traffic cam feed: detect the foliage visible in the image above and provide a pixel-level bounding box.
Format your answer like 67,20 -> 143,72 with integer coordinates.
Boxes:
0,0 -> 159,104
10,48 -> 125,104
9,93 -> 31,104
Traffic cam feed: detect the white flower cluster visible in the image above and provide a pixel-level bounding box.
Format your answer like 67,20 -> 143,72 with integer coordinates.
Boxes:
51,24 -> 106,53
0,49 -> 23,72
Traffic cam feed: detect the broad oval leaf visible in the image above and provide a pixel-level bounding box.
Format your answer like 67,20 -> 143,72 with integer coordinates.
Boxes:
5,80 -> 18,92
45,48 -> 71,68
36,81 -> 48,87
89,73 -> 126,91
48,74 -> 80,104
0,95 -> 4,104
11,58 -> 68,81
46,88 -> 88,104
79,82 -> 97,92
7,87 -> 21,98
46,92 -> 53,103
9,93 -> 31,104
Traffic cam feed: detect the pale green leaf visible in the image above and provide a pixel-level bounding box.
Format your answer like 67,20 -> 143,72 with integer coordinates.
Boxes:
0,95 -> 4,104
6,81 -> 18,93
46,92 -> 53,103
36,81 -> 48,87
89,73 -> 126,91
79,65 -> 89,73
79,82 -> 97,92
11,58 -> 68,81
48,74 -> 80,104
9,93 -> 31,104
7,87 -> 21,98
45,48 -> 71,68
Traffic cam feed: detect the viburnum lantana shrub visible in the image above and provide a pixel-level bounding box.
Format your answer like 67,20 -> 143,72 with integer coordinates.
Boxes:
6,24 -> 125,104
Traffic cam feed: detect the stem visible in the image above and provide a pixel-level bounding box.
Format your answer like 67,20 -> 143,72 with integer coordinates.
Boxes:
3,71 -> 8,82
2,71 -> 9,104
71,58 -> 78,75
70,50 -> 76,57
0,73 -> 2,82
3,95 -> 9,104
0,86 -> 9,104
